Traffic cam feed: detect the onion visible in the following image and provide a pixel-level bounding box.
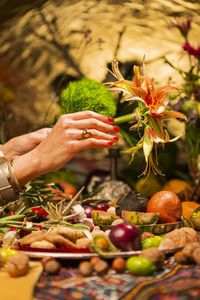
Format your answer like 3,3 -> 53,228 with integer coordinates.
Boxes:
83,206 -> 94,218
109,223 -> 141,251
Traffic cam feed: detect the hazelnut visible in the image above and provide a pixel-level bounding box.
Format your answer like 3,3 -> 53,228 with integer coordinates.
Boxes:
43,259 -> 61,275
90,256 -> 100,267
111,257 -> 126,273
41,256 -> 54,268
93,259 -> 109,275
78,261 -> 93,276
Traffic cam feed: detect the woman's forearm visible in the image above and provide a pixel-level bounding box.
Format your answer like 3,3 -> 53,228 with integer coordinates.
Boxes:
9,151 -> 42,188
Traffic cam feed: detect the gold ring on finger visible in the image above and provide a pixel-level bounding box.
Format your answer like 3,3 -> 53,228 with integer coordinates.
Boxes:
82,129 -> 92,139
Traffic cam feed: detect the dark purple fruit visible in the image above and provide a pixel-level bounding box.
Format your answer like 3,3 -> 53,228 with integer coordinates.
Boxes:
115,191 -> 149,216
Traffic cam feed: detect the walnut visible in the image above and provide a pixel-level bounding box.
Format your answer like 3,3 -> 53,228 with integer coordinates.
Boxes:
159,227 -> 197,251
140,247 -> 165,269
182,242 -> 200,259
174,251 -> 190,264
158,238 -> 175,251
6,254 -> 29,277
192,248 -> 200,266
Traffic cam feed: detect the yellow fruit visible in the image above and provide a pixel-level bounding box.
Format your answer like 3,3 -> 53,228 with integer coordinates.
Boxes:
95,237 -> 109,249
0,249 -> 18,263
162,179 -> 193,201
135,175 -> 162,198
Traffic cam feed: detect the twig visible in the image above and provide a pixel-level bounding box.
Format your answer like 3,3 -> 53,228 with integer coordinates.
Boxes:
62,186 -> 85,216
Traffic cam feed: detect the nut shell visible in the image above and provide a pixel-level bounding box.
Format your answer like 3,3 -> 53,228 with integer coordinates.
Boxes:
192,248 -> 200,265
182,242 -> 200,258
6,253 -> 29,277
93,259 -> 109,275
78,261 -> 93,276
44,259 -> 61,274
140,247 -> 165,269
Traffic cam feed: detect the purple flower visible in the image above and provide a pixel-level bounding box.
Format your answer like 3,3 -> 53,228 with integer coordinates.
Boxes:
183,42 -> 200,59
169,18 -> 192,38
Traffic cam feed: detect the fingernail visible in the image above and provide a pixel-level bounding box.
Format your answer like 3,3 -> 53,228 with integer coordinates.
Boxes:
108,141 -> 114,146
114,136 -> 119,141
114,126 -> 120,132
108,117 -> 114,123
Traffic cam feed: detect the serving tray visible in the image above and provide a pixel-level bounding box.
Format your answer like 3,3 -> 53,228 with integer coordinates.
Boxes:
17,246 -> 180,259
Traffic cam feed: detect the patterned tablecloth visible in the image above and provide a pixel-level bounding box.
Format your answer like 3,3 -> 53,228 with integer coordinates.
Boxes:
34,257 -> 200,300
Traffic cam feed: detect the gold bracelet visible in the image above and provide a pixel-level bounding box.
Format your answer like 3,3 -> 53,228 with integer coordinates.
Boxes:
9,160 -> 22,192
0,161 -> 16,203
0,144 -> 6,163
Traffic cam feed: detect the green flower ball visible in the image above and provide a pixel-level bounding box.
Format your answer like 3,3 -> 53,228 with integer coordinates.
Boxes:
60,78 -> 117,117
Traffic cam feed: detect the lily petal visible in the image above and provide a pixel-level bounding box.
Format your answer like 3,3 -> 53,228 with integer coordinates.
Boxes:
125,96 -> 147,105
111,59 -> 124,80
133,65 -> 142,87
147,116 -> 164,139
108,80 -> 137,96
150,106 -> 166,116
122,142 -> 143,154
109,86 -> 133,96
169,132 -> 185,142
161,110 -> 187,120
143,127 -> 153,162
148,127 -> 165,143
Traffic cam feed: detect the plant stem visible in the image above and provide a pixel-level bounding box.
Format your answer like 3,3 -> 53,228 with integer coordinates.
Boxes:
114,113 -> 136,125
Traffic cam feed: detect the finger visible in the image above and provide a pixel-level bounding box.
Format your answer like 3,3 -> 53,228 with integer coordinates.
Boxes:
64,110 -> 115,124
35,128 -> 52,138
71,138 -> 114,152
64,118 -> 119,134
66,129 -> 119,142
29,128 -> 52,142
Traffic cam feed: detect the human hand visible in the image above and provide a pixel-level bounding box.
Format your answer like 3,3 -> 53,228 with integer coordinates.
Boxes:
11,111 -> 119,187
2,128 -> 51,161
32,110 -> 119,174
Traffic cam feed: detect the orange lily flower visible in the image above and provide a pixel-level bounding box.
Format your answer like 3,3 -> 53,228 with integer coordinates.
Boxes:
107,59 -> 187,176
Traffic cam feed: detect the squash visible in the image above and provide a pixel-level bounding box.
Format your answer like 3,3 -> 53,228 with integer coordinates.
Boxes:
91,210 -> 120,226
122,211 -> 160,225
